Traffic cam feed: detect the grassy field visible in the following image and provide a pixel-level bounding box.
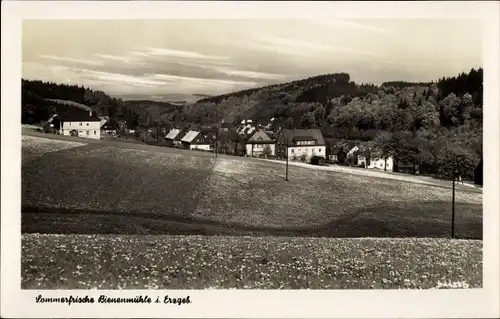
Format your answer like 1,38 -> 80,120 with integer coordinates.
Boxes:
20,135 -> 483,289
22,234 -> 482,289
22,134 -> 482,239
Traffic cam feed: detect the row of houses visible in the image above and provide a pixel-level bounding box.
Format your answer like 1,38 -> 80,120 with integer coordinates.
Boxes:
44,110 -> 482,183
165,128 -> 215,150
165,126 -> 327,161
42,108 -> 427,172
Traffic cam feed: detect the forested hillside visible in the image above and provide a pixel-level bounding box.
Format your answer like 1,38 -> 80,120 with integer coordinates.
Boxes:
22,80 -> 142,129
188,69 -> 484,178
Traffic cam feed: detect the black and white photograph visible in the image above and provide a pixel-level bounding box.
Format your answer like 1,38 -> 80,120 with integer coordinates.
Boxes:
2,1 -> 499,318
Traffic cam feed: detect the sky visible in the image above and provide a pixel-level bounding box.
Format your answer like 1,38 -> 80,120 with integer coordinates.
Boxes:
22,19 -> 482,102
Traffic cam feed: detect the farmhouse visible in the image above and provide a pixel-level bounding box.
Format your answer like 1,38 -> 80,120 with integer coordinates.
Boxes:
165,128 -> 181,146
181,130 -> 213,151
219,130 -> 246,155
328,146 -> 347,163
245,129 -> 275,157
394,159 -> 419,174
50,109 -> 101,139
359,156 -> 394,171
101,119 -> 119,135
275,129 -> 326,161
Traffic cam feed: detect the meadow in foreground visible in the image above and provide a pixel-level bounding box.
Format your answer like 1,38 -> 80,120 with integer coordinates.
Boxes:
22,234 -> 482,289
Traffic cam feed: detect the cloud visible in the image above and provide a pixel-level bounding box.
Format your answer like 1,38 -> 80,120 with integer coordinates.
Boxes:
76,68 -> 168,87
40,55 -> 104,66
254,36 -> 380,58
130,47 -> 230,61
212,67 -> 286,80
151,73 -> 257,88
92,53 -> 139,64
308,19 -> 399,37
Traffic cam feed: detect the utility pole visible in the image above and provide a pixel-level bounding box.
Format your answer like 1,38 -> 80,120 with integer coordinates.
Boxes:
215,127 -> 218,158
285,136 -> 289,182
452,168 -> 457,239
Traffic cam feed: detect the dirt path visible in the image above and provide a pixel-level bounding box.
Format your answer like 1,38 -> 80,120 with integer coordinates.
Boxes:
262,159 -> 482,193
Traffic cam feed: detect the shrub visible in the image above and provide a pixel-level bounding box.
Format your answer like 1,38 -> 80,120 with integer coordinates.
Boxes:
310,156 -> 326,166
263,145 -> 272,157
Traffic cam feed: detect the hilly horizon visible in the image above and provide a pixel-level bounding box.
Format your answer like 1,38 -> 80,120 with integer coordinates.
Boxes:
22,69 -> 482,139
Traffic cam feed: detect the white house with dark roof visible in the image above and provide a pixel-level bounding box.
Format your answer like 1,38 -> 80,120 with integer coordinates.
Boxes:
181,130 -> 213,151
275,129 -> 326,161
51,109 -> 101,139
245,129 -> 275,157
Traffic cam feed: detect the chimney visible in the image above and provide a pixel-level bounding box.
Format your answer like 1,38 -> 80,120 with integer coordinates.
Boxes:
89,110 -> 92,116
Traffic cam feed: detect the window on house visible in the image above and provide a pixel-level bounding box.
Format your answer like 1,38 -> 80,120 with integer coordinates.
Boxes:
86,131 -> 90,136
87,123 -> 89,126
94,130 -> 96,134
79,122 -> 82,126
291,149 -> 294,153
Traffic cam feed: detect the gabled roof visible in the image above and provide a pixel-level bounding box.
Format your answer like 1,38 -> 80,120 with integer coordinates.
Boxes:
174,130 -> 187,141
181,130 -> 200,143
247,129 -> 274,144
293,136 -> 317,142
54,108 -> 101,122
280,129 -> 325,146
330,145 -> 345,155
102,118 -> 120,130
166,128 -> 181,140
191,133 -> 213,145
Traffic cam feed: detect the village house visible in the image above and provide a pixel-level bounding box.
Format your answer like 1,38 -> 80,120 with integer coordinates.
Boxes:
218,130 -> 246,155
328,145 -> 347,163
245,129 -> 275,157
165,128 -> 181,146
358,155 -> 394,171
357,151 -> 418,173
165,128 -> 187,147
101,119 -> 119,135
275,129 -> 326,161
49,108 -> 101,139
394,159 -> 419,174
181,130 -> 213,151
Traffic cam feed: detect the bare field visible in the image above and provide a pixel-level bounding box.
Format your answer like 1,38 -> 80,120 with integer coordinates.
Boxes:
21,135 -> 482,239
22,135 -> 86,162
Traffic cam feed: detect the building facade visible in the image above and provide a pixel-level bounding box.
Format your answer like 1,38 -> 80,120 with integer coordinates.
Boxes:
245,129 -> 275,157
276,129 -> 326,161
358,156 -> 394,171
51,109 -> 101,140
181,130 -> 213,150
